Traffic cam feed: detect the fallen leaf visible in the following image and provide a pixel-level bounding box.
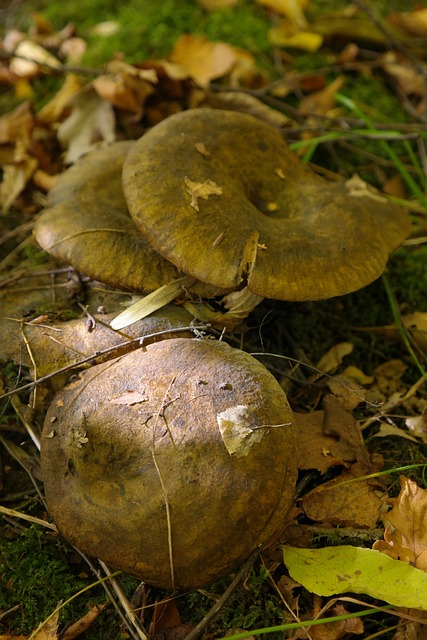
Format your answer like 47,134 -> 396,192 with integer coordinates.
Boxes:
149,598 -> 181,636
0,151 -> 38,213
301,471 -> 383,529
316,342 -> 353,375
197,0 -> 239,9
372,422 -> 420,443
57,87 -> 116,163
0,101 -> 34,144
282,545 -> 427,609
257,0 -> 308,28
381,51 -> 427,97
295,396 -> 371,474
184,176 -> 223,211
37,74 -> 83,123
388,8 -> 427,37
93,60 -> 157,115
309,603 -> 364,640
61,604 -> 106,640
268,27 -> 323,52
31,608 -> 59,639
406,407 -> 427,442
373,476 -> 427,571
170,34 -> 237,85
10,40 -> 62,77
299,76 -> 345,117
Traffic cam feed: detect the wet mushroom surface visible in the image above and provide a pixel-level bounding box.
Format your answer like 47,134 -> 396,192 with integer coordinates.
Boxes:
123,108 -> 411,301
40,337 -> 298,591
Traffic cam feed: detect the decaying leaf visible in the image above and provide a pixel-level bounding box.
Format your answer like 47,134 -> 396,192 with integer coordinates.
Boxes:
257,0 -> 308,28
0,152 -> 38,213
388,7 -> 427,37
0,101 -> 34,144
31,608 -> 59,639
10,40 -> 62,77
316,342 -> 353,375
309,603 -> 364,640
268,27 -> 323,52
184,176 -> 223,211
373,476 -> 427,571
92,60 -> 157,115
301,471 -> 384,529
61,604 -> 106,640
197,0 -> 238,9
295,396 -> 371,474
37,73 -> 83,123
170,34 -> 237,85
299,76 -> 345,117
57,86 -> 116,163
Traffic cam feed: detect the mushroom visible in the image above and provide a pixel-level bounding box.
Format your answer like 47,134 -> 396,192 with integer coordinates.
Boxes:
33,141 -> 223,297
122,108 -> 410,301
40,337 -> 297,590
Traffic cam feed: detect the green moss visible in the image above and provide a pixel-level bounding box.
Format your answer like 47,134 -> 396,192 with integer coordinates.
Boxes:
24,0 -> 271,67
0,526 -> 141,637
0,527 -> 89,634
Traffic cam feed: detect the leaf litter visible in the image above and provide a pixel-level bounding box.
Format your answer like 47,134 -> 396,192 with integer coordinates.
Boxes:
0,0 -> 427,638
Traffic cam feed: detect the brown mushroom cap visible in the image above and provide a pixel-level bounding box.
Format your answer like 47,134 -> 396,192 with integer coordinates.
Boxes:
123,108 -> 411,300
33,142 -> 223,296
40,338 -> 297,590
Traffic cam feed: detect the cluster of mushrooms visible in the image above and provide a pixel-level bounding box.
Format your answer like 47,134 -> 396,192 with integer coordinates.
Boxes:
32,107 -> 410,590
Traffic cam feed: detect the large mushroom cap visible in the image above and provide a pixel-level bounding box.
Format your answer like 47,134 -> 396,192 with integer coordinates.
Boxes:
123,108 -> 411,300
33,142 -> 222,296
40,338 -> 297,590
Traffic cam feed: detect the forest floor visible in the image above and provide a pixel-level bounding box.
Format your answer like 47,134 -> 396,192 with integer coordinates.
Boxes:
0,1 -> 426,639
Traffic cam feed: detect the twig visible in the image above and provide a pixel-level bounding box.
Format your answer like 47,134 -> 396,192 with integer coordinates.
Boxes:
0,325 -> 209,401
98,560 -> 149,640
183,548 -> 261,640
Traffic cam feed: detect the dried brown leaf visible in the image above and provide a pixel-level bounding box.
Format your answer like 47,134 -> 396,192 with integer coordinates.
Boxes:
184,176 -> 223,211
57,87 -> 116,163
0,101 -> 34,145
388,8 -> 427,37
373,476 -> 427,570
316,342 -> 353,375
61,604 -> 106,640
309,603 -> 364,640
170,34 -> 237,85
296,395 -> 372,475
301,471 -> 383,529
31,609 -> 59,639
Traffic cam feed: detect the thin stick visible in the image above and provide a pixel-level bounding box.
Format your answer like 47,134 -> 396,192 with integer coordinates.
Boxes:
0,325 -> 208,400
98,561 -> 148,640
183,548 -> 261,640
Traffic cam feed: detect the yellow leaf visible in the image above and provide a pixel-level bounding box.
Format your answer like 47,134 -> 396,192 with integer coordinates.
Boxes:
170,34 -> 237,85
316,342 -> 353,374
268,27 -> 323,51
257,0 -> 308,28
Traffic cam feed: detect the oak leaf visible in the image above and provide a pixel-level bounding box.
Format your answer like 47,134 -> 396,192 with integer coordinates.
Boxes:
373,476 -> 427,571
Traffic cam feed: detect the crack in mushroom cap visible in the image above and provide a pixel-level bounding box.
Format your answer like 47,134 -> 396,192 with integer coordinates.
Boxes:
33,142 -> 224,297
123,108 -> 411,301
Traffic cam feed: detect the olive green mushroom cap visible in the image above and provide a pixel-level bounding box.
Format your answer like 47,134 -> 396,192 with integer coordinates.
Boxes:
40,338 -> 298,590
123,108 -> 411,301
33,142 -> 221,296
